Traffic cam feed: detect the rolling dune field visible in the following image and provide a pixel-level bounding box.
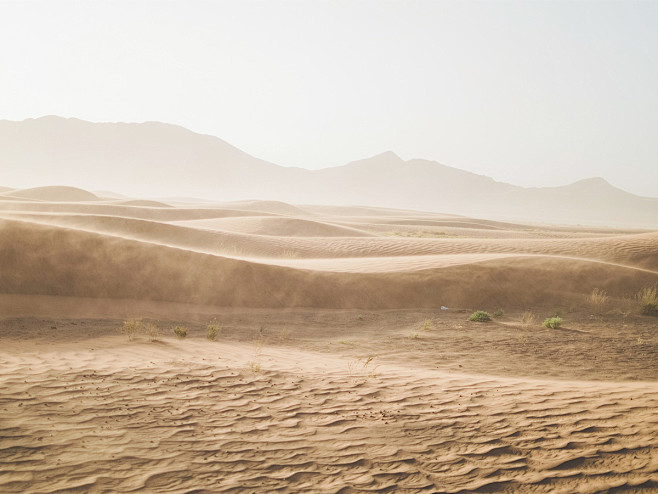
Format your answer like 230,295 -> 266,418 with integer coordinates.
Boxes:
1,187 -> 657,493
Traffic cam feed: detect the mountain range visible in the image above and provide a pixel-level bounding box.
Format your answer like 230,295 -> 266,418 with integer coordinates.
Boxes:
1,116 -> 656,228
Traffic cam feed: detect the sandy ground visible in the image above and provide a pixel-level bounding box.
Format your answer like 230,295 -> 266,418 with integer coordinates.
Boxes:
1,187 -> 657,493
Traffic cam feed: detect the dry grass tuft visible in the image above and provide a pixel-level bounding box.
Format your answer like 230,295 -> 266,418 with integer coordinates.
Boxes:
636,286 -> 658,316
144,323 -> 161,342
520,311 -> 536,329
589,288 -> 609,313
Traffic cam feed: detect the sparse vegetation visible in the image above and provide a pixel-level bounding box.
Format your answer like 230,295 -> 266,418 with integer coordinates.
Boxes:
347,355 -> 379,378
173,326 -> 187,339
589,288 -> 608,312
543,317 -> 563,329
409,332 -> 419,339
636,286 -> 658,316
521,311 -> 536,328
207,321 -> 221,341
119,318 -> 160,341
493,309 -> 504,318
387,230 -> 455,238
248,361 -> 262,373
421,319 -> 432,331
119,318 -> 141,341
278,328 -> 291,342
144,322 -> 161,342
468,311 -> 491,322
281,249 -> 301,259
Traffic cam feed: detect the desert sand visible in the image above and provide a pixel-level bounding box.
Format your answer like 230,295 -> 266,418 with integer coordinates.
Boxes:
1,186 -> 657,493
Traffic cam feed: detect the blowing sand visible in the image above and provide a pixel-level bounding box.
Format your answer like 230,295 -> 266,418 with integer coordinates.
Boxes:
1,188 -> 657,493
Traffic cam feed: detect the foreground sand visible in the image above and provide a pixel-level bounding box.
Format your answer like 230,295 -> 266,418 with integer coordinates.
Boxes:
1,188 -> 657,492
1,305 -> 657,493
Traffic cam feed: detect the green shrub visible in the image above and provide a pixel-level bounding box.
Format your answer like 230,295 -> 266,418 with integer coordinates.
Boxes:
173,326 -> 187,339
543,317 -> 563,329
207,323 -> 221,341
469,311 -> 491,322
493,309 -> 504,318
637,287 -> 658,316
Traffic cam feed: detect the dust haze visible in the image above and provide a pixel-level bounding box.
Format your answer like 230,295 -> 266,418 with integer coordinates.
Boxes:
2,0 -> 658,491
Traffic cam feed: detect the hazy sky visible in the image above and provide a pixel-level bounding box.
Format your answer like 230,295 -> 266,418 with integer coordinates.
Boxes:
2,0 -> 657,196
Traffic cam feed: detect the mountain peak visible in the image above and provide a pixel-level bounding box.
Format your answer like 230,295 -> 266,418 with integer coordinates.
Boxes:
371,150 -> 403,162
344,151 -> 405,168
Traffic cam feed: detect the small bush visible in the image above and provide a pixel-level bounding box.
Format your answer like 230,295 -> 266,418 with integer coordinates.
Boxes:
493,309 -> 504,318
207,323 -> 221,341
173,326 -> 187,339
421,319 -> 432,331
119,318 -> 142,340
543,317 -> 563,329
469,311 -> 491,322
637,287 -> 658,316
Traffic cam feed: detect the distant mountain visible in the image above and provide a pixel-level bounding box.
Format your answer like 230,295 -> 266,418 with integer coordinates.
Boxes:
1,116 -> 656,228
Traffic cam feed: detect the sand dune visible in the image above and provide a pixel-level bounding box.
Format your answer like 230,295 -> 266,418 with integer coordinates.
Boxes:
1,192 -> 657,492
0,196 -> 656,308
1,185 -> 100,202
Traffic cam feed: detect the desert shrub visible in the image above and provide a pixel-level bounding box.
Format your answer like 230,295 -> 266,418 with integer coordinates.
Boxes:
119,318 -> 143,341
469,311 -> 491,322
493,309 -> 504,318
173,326 -> 187,339
144,322 -> 161,341
421,319 -> 432,331
207,323 -> 221,341
589,288 -> 608,312
636,287 -> 658,316
543,317 -> 563,329
521,310 -> 535,328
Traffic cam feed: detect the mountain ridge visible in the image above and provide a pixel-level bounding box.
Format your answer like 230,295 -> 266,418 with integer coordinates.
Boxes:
1,116 -> 656,228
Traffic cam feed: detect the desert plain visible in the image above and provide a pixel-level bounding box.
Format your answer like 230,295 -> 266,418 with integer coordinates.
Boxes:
1,185 -> 657,493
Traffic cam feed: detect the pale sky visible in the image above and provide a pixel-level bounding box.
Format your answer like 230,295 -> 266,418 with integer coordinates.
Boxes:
1,0 -> 657,196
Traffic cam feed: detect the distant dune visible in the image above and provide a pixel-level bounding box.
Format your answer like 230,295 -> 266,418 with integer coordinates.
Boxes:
2,116 -> 657,227
2,185 -> 99,202
1,193 -> 655,309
